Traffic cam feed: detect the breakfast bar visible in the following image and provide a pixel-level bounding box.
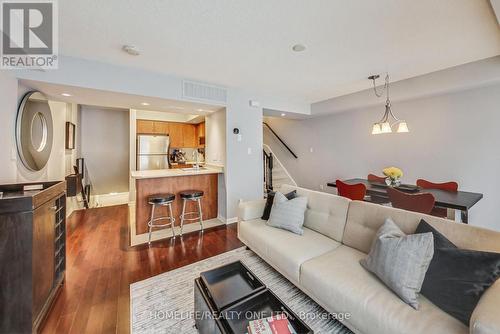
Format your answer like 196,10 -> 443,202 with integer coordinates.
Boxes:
131,166 -> 223,239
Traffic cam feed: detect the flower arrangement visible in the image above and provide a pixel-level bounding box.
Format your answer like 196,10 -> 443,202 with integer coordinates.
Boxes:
383,167 -> 403,186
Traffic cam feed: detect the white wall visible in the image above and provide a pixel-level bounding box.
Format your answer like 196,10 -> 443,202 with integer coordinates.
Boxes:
0,72 -> 18,183
80,106 -> 129,195
205,109 -> 226,166
225,90 -> 264,219
205,109 -> 227,219
264,82 -> 500,231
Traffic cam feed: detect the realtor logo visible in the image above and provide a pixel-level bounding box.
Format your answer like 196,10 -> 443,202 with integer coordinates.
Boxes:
1,0 -> 58,69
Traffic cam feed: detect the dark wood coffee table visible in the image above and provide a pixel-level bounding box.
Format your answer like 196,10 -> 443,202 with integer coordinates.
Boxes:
194,260 -> 313,333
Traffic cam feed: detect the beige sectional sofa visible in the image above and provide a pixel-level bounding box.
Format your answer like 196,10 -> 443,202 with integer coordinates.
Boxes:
237,184 -> 500,334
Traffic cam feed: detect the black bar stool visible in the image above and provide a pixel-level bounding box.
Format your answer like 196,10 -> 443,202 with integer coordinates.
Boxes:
179,190 -> 204,235
147,193 -> 176,244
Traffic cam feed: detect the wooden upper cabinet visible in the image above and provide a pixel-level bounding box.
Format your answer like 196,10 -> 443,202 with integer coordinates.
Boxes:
136,120 -> 154,134
182,124 -> 196,147
169,122 -> 183,147
198,122 -> 205,138
153,121 -> 169,134
196,122 -> 206,148
137,120 -> 198,147
137,120 -> 169,135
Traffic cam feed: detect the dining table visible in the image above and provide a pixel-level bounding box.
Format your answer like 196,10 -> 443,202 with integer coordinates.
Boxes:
327,178 -> 483,224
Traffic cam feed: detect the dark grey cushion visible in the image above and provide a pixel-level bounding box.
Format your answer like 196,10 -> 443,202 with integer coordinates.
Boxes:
360,218 -> 434,309
416,219 -> 500,325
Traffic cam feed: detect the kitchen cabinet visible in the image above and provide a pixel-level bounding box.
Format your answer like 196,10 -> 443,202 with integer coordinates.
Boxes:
154,121 -> 169,134
137,120 -> 155,134
137,120 -> 170,134
137,120 -> 203,148
0,181 -> 66,334
182,123 -> 196,147
168,122 -> 184,147
196,122 -> 205,147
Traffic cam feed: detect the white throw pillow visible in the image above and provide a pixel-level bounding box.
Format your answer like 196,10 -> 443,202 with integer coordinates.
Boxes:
266,191 -> 308,235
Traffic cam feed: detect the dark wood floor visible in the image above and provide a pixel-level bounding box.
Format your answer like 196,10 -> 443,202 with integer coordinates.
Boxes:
41,204 -> 243,334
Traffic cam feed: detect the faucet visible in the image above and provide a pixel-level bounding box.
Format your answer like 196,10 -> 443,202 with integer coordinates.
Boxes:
192,149 -> 199,169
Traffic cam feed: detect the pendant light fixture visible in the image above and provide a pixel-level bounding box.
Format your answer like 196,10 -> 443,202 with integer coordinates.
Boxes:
369,74 -> 409,134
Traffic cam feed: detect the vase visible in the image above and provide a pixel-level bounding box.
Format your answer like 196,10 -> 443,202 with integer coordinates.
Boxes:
385,177 -> 401,187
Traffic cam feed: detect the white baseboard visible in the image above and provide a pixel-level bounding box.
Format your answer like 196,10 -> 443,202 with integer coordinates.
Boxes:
218,215 -> 238,224
93,192 -> 130,208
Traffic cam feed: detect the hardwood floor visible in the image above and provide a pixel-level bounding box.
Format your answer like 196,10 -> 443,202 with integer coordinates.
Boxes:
41,204 -> 243,334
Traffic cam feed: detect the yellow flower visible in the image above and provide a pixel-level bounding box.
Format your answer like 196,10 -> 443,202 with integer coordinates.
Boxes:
383,167 -> 403,180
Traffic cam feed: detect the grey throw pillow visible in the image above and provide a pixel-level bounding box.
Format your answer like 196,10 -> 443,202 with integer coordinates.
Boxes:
360,218 -> 434,309
267,191 -> 308,235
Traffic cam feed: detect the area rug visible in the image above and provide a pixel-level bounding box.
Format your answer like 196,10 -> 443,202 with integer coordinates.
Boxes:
131,247 -> 352,334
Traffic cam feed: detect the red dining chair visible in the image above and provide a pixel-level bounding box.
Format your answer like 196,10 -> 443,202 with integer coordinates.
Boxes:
367,174 -> 386,183
416,179 -> 458,217
416,179 -> 458,192
387,187 -> 435,215
336,180 -> 366,201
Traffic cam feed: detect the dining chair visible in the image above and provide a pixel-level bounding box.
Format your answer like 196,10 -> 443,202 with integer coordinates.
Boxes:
416,179 -> 458,217
416,179 -> 458,192
386,187 -> 435,215
367,173 -> 386,183
336,179 -> 366,201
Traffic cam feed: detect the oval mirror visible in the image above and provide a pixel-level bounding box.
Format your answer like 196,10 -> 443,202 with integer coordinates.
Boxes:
16,91 -> 53,171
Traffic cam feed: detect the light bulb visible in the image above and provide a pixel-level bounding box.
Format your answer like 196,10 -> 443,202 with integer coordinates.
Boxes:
372,123 -> 382,135
397,121 -> 409,133
381,122 -> 392,133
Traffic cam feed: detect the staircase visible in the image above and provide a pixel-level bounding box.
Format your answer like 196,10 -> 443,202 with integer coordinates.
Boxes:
263,144 -> 297,192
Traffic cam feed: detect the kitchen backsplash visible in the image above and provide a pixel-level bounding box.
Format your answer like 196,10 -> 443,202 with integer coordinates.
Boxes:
169,148 -> 205,163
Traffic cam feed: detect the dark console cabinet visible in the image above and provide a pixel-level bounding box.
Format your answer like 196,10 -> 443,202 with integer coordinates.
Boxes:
0,181 -> 66,333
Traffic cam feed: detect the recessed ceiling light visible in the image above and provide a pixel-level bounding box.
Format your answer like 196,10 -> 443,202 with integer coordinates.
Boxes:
281,113 -> 286,117
169,106 -> 185,110
122,45 -> 140,56
196,109 -> 205,112
292,44 -> 306,52
141,102 -> 150,106
61,93 -> 72,97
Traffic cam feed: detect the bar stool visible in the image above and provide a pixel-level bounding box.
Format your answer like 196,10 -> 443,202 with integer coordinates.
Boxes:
179,190 -> 204,235
147,193 -> 176,244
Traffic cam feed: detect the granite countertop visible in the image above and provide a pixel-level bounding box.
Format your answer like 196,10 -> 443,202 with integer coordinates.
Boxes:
130,165 -> 223,179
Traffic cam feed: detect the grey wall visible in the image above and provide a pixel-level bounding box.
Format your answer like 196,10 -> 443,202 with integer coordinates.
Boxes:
264,82 -> 500,231
80,106 -> 129,195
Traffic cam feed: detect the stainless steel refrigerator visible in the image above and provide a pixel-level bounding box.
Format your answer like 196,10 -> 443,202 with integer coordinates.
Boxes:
137,134 -> 170,170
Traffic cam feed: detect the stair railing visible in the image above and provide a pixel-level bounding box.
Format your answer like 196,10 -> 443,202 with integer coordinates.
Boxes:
263,150 -> 273,193
75,158 -> 93,209
263,122 -> 298,159
263,144 -> 298,188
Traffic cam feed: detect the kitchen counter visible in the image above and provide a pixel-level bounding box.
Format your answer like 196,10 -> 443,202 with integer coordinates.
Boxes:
132,165 -> 223,237
131,165 -> 223,179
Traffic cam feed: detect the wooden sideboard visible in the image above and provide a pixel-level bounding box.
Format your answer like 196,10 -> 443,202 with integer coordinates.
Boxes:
0,181 -> 66,333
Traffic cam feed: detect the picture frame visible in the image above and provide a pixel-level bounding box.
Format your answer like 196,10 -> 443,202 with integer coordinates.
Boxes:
65,122 -> 75,149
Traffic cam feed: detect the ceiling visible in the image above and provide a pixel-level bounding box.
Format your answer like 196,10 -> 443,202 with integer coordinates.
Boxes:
58,0 -> 500,103
20,79 -> 223,114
